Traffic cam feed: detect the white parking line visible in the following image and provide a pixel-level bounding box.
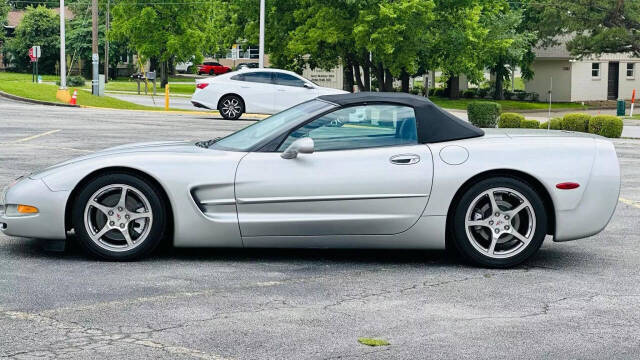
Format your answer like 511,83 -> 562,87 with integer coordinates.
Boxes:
619,197 -> 640,209
11,129 -> 61,143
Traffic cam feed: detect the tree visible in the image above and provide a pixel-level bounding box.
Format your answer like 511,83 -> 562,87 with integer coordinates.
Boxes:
110,0 -> 213,86
0,0 -> 9,44
534,0 -> 640,57
5,5 -> 60,73
482,6 -> 536,99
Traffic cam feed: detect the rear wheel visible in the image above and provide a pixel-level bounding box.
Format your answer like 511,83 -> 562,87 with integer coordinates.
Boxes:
209,69 -> 214,75
218,95 -> 244,120
72,173 -> 168,260
452,177 -> 547,268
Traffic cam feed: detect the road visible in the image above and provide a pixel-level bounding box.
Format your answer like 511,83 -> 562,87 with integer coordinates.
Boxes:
1,97 -> 640,359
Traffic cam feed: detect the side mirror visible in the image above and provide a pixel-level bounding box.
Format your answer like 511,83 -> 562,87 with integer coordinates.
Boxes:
303,83 -> 314,89
281,137 -> 314,159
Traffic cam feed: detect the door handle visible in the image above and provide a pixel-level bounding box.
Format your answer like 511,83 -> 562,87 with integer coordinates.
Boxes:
390,154 -> 420,165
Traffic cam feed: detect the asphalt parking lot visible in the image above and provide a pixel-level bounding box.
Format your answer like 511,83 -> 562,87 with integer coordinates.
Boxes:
1,96 -> 640,359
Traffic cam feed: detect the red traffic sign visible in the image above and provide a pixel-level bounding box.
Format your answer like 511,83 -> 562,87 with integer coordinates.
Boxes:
29,46 -> 41,62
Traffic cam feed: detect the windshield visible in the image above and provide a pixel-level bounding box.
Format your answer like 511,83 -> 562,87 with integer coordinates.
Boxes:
210,100 -> 332,151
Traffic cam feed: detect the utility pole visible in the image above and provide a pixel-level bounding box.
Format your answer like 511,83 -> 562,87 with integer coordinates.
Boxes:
59,0 -> 66,89
258,0 -> 265,68
104,0 -> 110,83
91,0 -> 99,95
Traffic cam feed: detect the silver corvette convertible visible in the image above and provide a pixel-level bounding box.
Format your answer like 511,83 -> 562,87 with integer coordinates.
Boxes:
0,93 -> 620,267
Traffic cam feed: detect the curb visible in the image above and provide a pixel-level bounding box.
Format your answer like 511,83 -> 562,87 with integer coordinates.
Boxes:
0,89 -> 79,108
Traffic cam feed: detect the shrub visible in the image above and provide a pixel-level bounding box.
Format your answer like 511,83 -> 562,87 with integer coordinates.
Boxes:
477,88 -> 489,98
562,113 -> 591,132
467,102 -> 502,128
498,112 -> 524,128
462,89 -> 477,98
520,119 -> 540,128
589,115 -> 623,138
531,92 -> 540,102
516,91 -> 528,101
67,75 -> 86,87
503,90 -> 514,100
539,117 -> 563,130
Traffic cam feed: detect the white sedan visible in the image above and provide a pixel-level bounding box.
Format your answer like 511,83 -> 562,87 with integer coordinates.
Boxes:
191,68 -> 347,119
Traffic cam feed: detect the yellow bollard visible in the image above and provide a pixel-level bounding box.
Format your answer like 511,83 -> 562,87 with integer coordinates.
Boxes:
164,84 -> 170,111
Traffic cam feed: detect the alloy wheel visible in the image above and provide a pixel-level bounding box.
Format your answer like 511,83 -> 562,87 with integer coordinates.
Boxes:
221,98 -> 242,119
83,184 -> 153,252
464,187 -> 536,259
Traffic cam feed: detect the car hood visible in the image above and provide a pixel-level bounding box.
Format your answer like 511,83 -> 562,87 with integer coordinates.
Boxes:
29,140 -> 202,179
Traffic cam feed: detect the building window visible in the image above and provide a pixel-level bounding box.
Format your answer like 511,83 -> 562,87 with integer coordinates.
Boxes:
627,63 -> 635,78
592,63 -> 600,78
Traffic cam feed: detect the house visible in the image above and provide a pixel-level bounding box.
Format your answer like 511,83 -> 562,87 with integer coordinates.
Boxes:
525,38 -> 640,102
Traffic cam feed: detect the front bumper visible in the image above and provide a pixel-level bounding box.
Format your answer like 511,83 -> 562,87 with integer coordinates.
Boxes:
0,177 -> 69,239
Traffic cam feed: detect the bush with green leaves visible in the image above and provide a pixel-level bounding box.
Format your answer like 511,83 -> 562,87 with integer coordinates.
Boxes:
531,92 -> 540,102
539,117 -> 562,130
463,89 -> 476,98
477,88 -> 489,98
67,76 -> 86,87
467,102 -> 501,128
516,91 -> 528,101
520,119 -> 540,128
5,6 -> 60,74
562,113 -> 591,132
589,115 -> 623,138
503,90 -> 514,100
497,112 -> 524,128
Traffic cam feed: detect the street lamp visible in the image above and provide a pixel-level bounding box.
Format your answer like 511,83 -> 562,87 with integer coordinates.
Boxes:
59,0 -> 66,89
259,0 -> 265,68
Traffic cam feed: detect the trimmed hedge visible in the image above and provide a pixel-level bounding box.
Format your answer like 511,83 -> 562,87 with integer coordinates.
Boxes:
561,113 -> 591,132
589,115 -> 623,138
539,117 -> 562,130
467,102 -> 501,128
520,119 -> 540,128
497,112 -> 524,128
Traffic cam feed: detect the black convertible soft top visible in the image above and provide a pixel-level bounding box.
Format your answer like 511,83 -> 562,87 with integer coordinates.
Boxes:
318,92 -> 484,143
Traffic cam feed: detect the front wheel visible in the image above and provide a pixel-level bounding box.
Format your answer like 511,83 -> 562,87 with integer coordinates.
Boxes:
218,95 -> 244,120
72,173 -> 168,260
451,177 -> 547,268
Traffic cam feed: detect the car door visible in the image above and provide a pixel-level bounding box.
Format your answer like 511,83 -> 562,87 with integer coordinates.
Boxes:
233,71 -> 276,113
234,104 -> 433,238
272,72 -> 318,112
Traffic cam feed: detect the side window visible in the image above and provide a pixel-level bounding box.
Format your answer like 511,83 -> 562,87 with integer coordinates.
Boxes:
278,105 -> 418,152
242,72 -> 273,84
275,73 -> 306,87
212,62 -> 221,66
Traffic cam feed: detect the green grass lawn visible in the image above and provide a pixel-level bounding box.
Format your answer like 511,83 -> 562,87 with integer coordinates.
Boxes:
92,81 -> 195,95
430,96 -> 588,111
0,72 -> 175,110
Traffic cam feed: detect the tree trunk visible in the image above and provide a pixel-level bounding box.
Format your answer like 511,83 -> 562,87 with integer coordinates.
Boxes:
493,68 -> 504,100
384,68 -> 394,91
343,59 -> 354,92
376,62 -> 385,92
448,76 -> 460,99
363,61 -> 371,91
353,61 -> 365,92
161,60 -> 169,88
400,69 -> 409,93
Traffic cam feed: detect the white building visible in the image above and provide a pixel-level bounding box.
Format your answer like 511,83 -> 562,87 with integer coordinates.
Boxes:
525,40 -> 640,102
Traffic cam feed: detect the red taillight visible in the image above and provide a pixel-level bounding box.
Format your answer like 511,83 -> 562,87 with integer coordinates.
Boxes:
196,83 -> 209,89
556,182 -> 580,190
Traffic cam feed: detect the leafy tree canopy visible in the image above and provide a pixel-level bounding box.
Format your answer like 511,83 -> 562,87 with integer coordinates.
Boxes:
5,5 -> 60,73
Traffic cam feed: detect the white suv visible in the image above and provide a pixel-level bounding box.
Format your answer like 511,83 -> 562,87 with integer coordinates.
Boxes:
191,68 -> 347,119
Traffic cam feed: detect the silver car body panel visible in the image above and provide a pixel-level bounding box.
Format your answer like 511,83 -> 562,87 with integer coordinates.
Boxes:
1,129 -> 620,248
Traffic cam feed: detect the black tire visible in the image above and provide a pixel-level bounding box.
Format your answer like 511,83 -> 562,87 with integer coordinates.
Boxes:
72,173 -> 168,261
451,176 -> 547,268
209,70 -> 215,75
218,94 -> 244,120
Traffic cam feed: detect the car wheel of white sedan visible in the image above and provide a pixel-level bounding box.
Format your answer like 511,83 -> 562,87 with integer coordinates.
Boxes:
452,177 -> 548,268
218,95 -> 244,120
72,173 -> 168,260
